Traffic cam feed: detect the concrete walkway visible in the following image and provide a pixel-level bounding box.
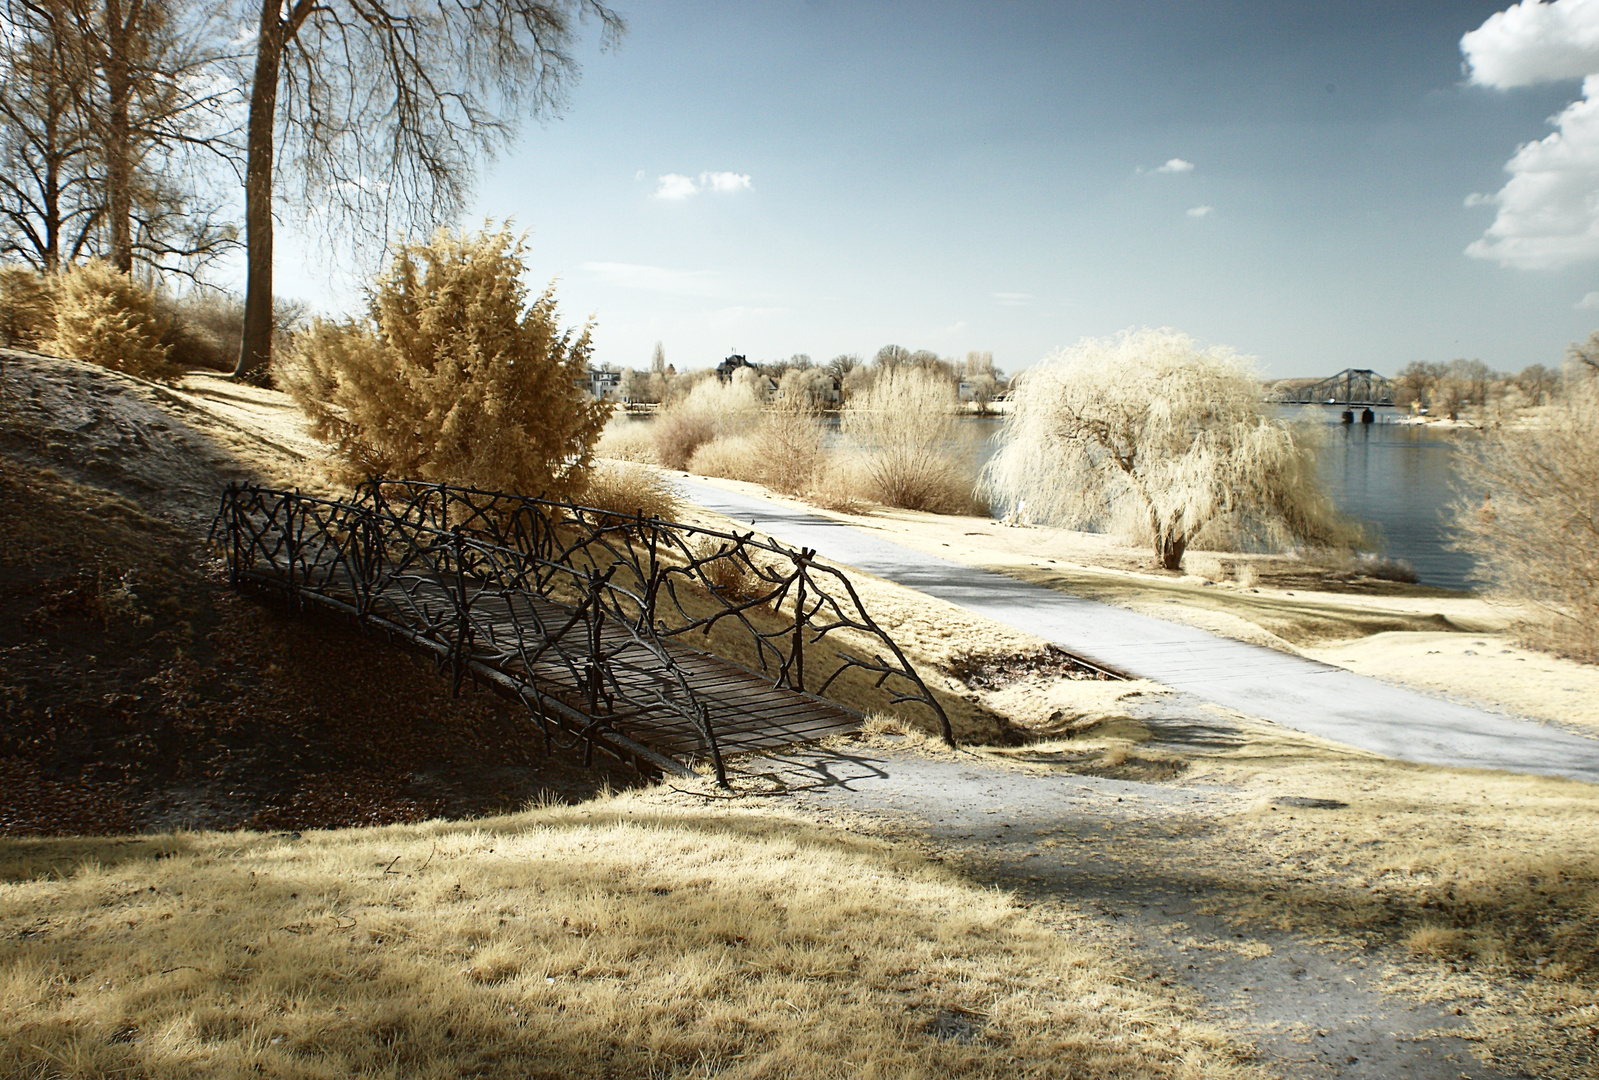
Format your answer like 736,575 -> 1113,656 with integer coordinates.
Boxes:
679,478 -> 1599,785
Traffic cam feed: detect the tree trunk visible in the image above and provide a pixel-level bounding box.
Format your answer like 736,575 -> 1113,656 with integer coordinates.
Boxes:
233,2 -> 285,383
1156,531 -> 1186,572
102,0 -> 134,273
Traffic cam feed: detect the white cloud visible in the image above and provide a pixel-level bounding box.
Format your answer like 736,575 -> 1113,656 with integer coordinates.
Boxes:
650,171 -> 753,200
1577,289 -> 1599,307
1462,0 -> 1599,89
582,261 -> 722,296
634,169 -> 645,182
1463,3 -> 1599,268
1136,158 -> 1196,175
652,173 -> 700,200
701,171 -> 752,193
992,292 -> 1033,306
1466,75 -> 1599,267
1186,205 -> 1215,218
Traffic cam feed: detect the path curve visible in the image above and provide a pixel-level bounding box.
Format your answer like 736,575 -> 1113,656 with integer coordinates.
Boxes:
679,478 -> 1599,784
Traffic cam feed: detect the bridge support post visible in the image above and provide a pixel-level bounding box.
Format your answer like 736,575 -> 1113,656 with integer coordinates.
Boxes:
449,527 -> 473,698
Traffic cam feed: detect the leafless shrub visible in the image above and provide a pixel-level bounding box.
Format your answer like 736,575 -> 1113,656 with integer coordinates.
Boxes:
654,410 -> 718,470
841,367 -> 983,514
985,328 -> 1363,570
274,228 -> 606,498
0,265 -> 56,347
49,259 -> 176,380
1453,381 -> 1599,661
654,373 -> 765,469
754,398 -> 827,495
575,461 -> 680,520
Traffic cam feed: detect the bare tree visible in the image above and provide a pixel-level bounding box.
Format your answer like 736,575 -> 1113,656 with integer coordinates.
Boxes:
1516,363 -> 1559,406
650,339 -> 665,374
1453,380 -> 1599,661
0,0 -> 238,278
231,0 -> 624,383
1568,330 -> 1599,376
984,329 -> 1362,570
0,2 -> 100,269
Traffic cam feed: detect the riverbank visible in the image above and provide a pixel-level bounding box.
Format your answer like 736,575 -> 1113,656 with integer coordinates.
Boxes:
663,469 -> 1599,738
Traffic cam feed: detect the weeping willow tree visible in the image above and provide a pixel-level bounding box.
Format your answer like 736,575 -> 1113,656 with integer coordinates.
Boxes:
984,328 -> 1361,570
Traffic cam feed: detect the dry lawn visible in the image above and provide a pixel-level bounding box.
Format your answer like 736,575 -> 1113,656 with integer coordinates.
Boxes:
0,798 -> 1262,1080
956,707 -> 1599,1079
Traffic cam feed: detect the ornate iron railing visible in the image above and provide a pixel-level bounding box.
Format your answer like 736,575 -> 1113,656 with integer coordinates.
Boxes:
214,480 -> 955,785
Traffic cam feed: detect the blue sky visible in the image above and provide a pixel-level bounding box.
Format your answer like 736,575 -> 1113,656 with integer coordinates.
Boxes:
270,0 -> 1599,378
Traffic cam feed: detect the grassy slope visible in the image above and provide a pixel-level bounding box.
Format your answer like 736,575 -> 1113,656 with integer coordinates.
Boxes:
0,798 -> 1259,1080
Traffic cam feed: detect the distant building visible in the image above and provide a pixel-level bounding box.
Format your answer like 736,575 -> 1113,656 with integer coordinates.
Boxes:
715,352 -> 757,382
576,367 -> 623,400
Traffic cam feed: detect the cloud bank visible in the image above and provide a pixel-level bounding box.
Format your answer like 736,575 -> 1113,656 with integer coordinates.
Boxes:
651,171 -> 753,200
1461,0 -> 1599,89
1463,1 -> 1599,268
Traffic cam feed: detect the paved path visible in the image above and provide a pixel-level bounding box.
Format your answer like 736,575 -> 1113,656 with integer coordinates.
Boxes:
679,479 -> 1599,784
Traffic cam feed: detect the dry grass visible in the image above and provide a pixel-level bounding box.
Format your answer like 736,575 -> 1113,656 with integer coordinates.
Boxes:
1133,724 -> 1599,1079
0,798 -> 1261,1080
686,435 -> 765,484
576,461 -> 682,520
595,419 -> 660,464
0,265 -> 56,348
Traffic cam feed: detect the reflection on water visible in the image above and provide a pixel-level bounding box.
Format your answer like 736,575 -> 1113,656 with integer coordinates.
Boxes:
1305,408 -> 1476,591
634,405 -> 1480,591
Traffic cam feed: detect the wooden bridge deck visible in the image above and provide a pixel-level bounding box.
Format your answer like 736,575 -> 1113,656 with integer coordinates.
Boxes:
238,560 -> 862,775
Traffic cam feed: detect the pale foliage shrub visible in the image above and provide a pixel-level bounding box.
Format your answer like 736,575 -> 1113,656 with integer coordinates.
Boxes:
0,265 -> 56,347
686,435 -> 765,483
1454,381 -> 1599,661
276,228 -> 607,498
841,367 -> 983,514
985,329 -> 1363,570
754,398 -> 827,494
806,451 -> 872,513
594,419 -> 659,463
654,374 -> 765,469
574,461 -> 680,521
49,260 -> 175,379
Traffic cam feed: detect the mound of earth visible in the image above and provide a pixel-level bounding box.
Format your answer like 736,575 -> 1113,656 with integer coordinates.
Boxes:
0,351 -> 637,835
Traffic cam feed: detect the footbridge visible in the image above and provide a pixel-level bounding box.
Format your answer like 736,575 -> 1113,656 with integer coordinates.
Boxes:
213,480 -> 953,785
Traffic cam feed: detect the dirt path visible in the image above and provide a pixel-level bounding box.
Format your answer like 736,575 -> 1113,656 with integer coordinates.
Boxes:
687,707 -> 1525,1080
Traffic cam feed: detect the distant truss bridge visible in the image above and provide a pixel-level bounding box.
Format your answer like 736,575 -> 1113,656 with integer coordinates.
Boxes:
1274,368 -> 1396,407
